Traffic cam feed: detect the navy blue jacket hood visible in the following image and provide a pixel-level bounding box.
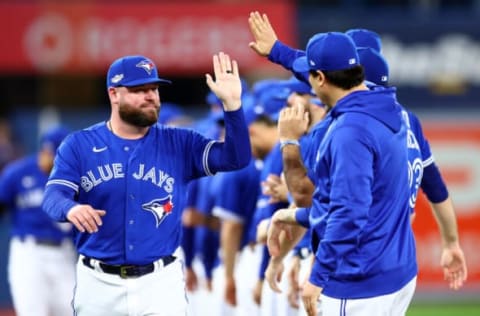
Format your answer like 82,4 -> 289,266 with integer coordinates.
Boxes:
330,86 -> 402,133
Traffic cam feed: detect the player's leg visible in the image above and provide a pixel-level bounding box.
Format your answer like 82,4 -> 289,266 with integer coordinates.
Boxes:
138,257 -> 188,316
73,257 -> 129,316
321,276 -> 416,316
235,244 -> 262,316
48,242 -> 77,316
391,276 -> 417,315
7,237 -> 49,316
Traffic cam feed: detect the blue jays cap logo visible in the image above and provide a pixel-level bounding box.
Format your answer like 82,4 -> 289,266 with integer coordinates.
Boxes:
142,195 -> 174,228
136,60 -> 155,75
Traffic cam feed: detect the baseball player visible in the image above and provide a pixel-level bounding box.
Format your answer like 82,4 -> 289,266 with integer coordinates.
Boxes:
0,126 -> 76,316
41,52 -> 251,316
248,12 -> 467,296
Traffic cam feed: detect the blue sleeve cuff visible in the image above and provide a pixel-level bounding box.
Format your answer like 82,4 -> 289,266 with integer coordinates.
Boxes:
421,163 -> 449,203
295,207 -> 311,228
42,184 -> 78,222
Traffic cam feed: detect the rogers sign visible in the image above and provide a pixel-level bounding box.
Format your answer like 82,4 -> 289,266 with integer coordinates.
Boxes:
0,3 -> 296,74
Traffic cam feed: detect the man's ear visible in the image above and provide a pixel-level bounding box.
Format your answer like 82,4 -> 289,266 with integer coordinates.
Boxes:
317,71 -> 326,87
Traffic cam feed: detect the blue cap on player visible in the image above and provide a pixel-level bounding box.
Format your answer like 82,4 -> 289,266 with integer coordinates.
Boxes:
345,28 -> 382,52
106,55 -> 171,89
357,47 -> 389,86
40,125 -> 70,153
293,32 -> 359,73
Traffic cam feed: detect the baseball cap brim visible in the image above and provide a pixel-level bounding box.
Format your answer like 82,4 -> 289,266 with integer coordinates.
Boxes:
120,77 -> 171,87
292,56 -> 311,73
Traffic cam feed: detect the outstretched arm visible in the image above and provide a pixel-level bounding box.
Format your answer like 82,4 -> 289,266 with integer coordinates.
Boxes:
278,104 -> 314,207
248,11 -> 308,82
206,52 -> 251,171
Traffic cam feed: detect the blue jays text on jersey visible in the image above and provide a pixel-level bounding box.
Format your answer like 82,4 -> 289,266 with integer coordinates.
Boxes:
80,163 -> 174,193
42,109 -> 250,265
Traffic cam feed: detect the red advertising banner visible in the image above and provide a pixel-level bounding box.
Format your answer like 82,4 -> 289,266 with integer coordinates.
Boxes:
0,2 -> 296,75
413,122 -> 480,293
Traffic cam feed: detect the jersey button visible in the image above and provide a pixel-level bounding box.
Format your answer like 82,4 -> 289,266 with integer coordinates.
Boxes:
124,146 -> 129,151
129,220 -> 134,225
129,245 -> 133,250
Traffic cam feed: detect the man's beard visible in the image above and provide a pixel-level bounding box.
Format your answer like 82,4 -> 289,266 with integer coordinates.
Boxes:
118,103 -> 159,127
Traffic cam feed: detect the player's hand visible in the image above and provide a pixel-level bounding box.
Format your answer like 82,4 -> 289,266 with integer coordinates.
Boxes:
248,11 -> 278,57
252,278 -> 263,306
206,52 -> 242,111
261,173 -> 288,203
256,218 -> 270,244
267,208 -> 297,257
265,257 -> 284,293
441,242 -> 468,290
278,102 -> 309,142
225,275 -> 237,306
302,281 -> 322,316
66,204 -> 106,233
182,208 -> 206,227
185,267 -> 198,292
287,255 -> 301,309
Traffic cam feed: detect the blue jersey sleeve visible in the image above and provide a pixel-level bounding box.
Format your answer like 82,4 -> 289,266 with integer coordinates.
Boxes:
199,228 -> 220,280
268,40 -> 309,84
407,112 -> 433,167
43,135 -> 81,221
181,226 -> 196,268
185,180 -> 199,208
407,112 -> 449,203
207,109 -> 251,173
421,164 -> 449,203
258,245 -> 270,280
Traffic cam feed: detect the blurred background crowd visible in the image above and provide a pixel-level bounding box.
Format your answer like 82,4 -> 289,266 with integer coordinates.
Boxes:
0,0 -> 479,315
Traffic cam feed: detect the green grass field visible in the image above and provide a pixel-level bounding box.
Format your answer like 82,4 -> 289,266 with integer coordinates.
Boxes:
407,303 -> 480,316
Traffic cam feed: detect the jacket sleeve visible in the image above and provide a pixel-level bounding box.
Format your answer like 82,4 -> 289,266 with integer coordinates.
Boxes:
207,108 -> 251,172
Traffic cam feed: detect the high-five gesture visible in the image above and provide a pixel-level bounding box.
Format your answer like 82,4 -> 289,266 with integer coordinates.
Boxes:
206,52 -> 242,111
248,11 -> 278,57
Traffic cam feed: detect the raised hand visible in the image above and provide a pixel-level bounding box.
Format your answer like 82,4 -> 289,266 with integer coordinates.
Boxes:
205,52 -> 242,111
248,11 -> 278,57
278,102 -> 310,142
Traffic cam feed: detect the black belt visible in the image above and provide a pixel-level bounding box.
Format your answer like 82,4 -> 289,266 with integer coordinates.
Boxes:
82,255 -> 176,278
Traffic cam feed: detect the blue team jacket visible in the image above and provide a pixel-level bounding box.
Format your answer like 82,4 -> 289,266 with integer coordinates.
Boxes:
309,87 -> 418,298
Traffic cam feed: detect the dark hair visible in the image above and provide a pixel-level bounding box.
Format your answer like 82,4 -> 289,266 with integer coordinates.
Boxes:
310,65 -> 365,90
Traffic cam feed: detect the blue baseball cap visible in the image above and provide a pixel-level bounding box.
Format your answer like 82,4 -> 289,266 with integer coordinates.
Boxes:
106,55 -> 171,89
345,28 -> 382,52
40,126 -> 70,153
293,32 -> 359,73
357,47 -> 389,86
